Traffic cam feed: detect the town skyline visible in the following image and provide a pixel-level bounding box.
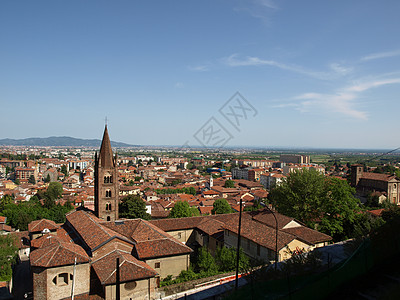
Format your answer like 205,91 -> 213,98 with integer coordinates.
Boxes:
2,1 -> 400,149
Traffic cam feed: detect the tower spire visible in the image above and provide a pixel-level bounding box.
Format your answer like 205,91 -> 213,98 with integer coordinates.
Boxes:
99,125 -> 114,168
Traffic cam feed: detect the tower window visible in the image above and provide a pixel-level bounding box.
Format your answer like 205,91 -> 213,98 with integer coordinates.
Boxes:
106,203 -> 112,211
104,174 -> 113,183
106,190 -> 112,198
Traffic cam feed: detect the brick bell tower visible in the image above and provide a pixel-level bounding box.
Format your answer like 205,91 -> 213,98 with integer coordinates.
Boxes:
94,125 -> 119,221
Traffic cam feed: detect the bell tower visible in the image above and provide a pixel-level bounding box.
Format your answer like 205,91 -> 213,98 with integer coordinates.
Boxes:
94,125 -> 119,221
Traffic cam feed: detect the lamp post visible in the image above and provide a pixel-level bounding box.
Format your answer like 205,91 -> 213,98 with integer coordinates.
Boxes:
265,205 -> 278,271
235,197 -> 243,291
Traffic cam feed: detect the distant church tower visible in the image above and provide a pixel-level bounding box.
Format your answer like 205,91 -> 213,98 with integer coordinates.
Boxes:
94,125 -> 119,222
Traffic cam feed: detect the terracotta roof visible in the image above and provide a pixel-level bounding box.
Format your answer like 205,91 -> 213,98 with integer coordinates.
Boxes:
282,226 -> 332,244
224,215 -> 295,251
196,218 -> 224,236
360,172 -> 399,182
66,210 -> 132,251
102,219 -> 192,259
30,241 -> 90,267
251,209 -> 297,229
368,209 -> 385,217
28,219 -> 59,233
91,250 -> 157,285
0,216 -> 6,223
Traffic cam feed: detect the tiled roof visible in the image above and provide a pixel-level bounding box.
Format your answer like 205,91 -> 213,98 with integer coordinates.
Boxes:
0,216 -> 6,223
361,172 -> 399,182
196,218 -> 224,236
282,226 -> 332,244
30,240 -> 90,267
251,210 -> 297,229
66,210 -> 132,251
134,239 -> 192,259
102,219 -> 192,259
31,233 -> 69,249
28,219 -> 59,233
223,215 -> 295,251
91,250 -> 157,285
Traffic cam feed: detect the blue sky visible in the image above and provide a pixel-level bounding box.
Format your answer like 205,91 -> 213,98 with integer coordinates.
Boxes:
1,0 -> 400,149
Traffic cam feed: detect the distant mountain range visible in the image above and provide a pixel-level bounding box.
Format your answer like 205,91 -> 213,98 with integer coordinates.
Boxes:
0,137 -> 135,147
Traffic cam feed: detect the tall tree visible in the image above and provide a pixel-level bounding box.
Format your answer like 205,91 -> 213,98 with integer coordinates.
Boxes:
169,201 -> 199,218
119,195 -> 151,220
224,180 -> 235,188
269,169 -> 361,241
0,235 -> 18,281
212,198 -> 232,215
28,175 -> 36,184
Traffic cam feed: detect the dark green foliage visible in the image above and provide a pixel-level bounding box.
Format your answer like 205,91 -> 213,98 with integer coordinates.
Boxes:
14,179 -> 20,185
195,247 -> 219,275
44,174 -> 51,183
269,169 -> 361,241
119,195 -> 151,220
224,180 -> 235,188
28,175 -> 36,184
212,198 -> 232,215
60,165 -> 68,176
0,235 -> 18,281
0,201 -> 73,231
169,201 -> 199,218
155,187 -> 196,196
215,246 -> 249,272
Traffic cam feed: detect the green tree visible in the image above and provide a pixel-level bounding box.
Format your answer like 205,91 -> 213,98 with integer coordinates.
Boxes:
28,175 -> 36,184
169,201 -> 199,218
44,174 -> 51,183
0,235 -> 18,281
60,165 -> 68,176
14,179 -> 20,185
195,247 -> 218,275
224,180 -> 235,188
212,198 -> 232,215
0,195 -> 14,211
45,182 -> 63,200
119,195 -> 151,220
270,169 -> 361,241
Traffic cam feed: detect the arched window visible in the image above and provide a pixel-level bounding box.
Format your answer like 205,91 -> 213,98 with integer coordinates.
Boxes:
107,216 -> 111,221
104,173 -> 112,184
106,190 -> 111,198
106,203 -> 112,211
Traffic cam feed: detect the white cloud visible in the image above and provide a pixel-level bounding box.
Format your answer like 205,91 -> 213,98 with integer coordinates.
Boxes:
278,77 -> 400,120
255,0 -> 278,10
174,82 -> 184,88
361,49 -> 400,61
222,54 -> 333,79
330,63 -> 353,75
188,65 -> 209,72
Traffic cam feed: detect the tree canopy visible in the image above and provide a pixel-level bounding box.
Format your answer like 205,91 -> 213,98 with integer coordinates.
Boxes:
0,235 -> 18,281
169,201 -> 200,218
224,180 -> 235,188
119,195 -> 151,220
269,169 -> 361,241
212,198 -> 232,215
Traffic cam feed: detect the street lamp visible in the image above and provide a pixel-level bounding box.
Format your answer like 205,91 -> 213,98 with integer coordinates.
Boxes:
265,205 -> 278,271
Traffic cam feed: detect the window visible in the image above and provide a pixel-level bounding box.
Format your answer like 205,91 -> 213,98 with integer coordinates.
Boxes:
104,173 -> 113,184
155,262 -> 160,268
106,203 -> 112,211
124,281 -> 137,291
52,273 -> 71,286
177,232 -> 182,239
107,216 -> 111,221
106,190 -> 112,198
